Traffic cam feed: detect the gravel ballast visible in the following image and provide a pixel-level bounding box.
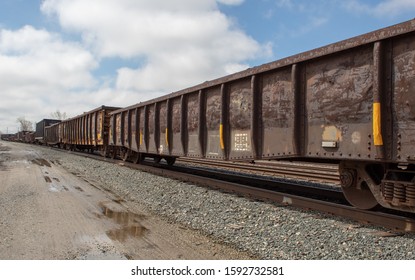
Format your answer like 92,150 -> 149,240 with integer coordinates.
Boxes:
39,146 -> 415,260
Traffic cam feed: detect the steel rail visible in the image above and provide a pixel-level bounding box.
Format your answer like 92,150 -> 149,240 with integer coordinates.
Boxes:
177,157 -> 340,185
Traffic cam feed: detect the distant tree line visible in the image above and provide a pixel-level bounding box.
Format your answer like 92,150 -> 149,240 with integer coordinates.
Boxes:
50,110 -> 68,120
15,110 -> 68,132
16,117 -> 33,131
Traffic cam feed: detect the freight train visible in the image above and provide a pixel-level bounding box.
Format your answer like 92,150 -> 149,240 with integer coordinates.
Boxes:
35,19 -> 415,214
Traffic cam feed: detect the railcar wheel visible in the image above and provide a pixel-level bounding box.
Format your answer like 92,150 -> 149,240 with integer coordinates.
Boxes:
131,152 -> 143,164
110,147 -> 117,159
100,147 -> 108,157
166,157 -> 176,166
105,147 -> 116,159
339,162 -> 379,210
122,149 -> 129,161
154,156 -> 161,164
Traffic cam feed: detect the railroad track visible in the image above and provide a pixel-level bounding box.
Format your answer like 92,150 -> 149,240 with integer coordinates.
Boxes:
149,161 -> 415,233
48,146 -> 415,233
176,157 -> 340,186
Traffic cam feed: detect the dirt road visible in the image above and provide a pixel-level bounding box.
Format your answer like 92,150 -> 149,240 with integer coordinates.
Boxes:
0,141 -> 251,259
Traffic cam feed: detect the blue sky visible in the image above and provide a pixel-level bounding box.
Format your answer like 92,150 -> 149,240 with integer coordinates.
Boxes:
0,0 -> 414,133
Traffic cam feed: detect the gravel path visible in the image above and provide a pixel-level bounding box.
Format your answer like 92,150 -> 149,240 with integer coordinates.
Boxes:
39,146 -> 415,260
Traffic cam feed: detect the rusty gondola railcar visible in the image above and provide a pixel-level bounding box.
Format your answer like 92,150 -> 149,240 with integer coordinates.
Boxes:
107,19 -> 415,214
57,106 -> 120,153
24,132 -> 35,144
16,131 -> 33,143
0,134 -> 15,141
108,103 -> 177,165
35,119 -> 61,144
44,122 -> 61,146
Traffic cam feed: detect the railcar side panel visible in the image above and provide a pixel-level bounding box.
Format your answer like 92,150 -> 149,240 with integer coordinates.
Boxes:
66,122 -> 69,144
78,117 -> 81,145
228,78 -> 253,160
97,110 -> 104,145
171,97 -> 185,156
74,118 -> 78,145
82,117 -> 86,145
91,112 -> 96,145
139,107 -> 147,153
82,116 -> 86,145
147,104 -> 158,154
71,119 -> 76,144
261,67 -> 296,159
392,33 -> 415,162
87,114 -> 92,145
123,111 -> 129,148
70,121 -> 73,144
85,115 -> 89,145
64,122 -> 68,144
77,118 -> 81,145
305,46 -> 375,160
187,92 -> 202,157
109,114 -> 114,145
130,108 -> 139,152
158,101 -> 168,155
84,115 -> 88,145
81,116 -> 85,145
70,121 -> 74,144
45,123 -> 61,145
116,113 -> 122,146
205,86 -> 224,159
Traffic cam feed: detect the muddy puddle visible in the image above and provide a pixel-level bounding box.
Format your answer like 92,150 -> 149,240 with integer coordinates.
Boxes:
31,158 -> 52,167
107,225 -> 147,242
44,176 -> 52,183
0,144 -> 11,152
99,202 -> 148,242
0,161 -> 9,171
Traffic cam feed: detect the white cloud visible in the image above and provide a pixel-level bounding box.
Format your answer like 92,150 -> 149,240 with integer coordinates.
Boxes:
343,0 -> 415,17
1,0 -> 270,133
41,0 -> 271,93
293,16 -> 329,37
373,0 -> 415,16
0,26 -> 97,90
276,0 -> 294,9
217,0 -> 245,5
0,25 -> 98,132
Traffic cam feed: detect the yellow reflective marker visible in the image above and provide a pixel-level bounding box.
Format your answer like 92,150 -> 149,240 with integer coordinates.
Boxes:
373,102 -> 383,146
219,124 -> 225,150
165,128 -> 169,146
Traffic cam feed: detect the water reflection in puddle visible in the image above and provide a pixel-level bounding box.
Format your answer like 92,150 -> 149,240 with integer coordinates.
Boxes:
107,225 -> 147,242
99,202 -> 148,242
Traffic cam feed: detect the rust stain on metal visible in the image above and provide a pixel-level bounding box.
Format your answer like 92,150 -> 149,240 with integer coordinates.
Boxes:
322,125 -> 342,142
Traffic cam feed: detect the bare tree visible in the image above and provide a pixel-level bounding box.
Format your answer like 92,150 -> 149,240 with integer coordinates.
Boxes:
50,110 -> 68,120
16,117 -> 33,131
